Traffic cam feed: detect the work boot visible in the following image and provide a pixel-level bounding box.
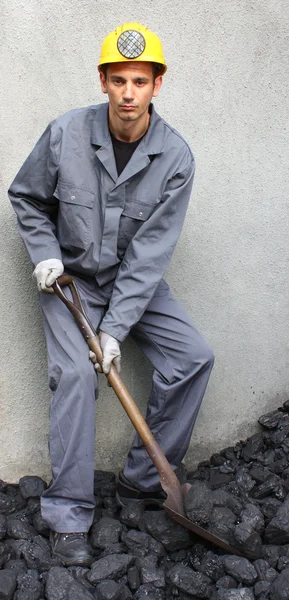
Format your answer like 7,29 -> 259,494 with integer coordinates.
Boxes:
116,471 -> 167,508
50,531 -> 94,567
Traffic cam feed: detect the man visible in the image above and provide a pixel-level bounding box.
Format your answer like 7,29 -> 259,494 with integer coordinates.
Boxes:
9,23 -> 214,567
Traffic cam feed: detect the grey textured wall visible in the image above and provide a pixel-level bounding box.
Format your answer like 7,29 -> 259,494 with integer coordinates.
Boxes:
1,0 -> 288,482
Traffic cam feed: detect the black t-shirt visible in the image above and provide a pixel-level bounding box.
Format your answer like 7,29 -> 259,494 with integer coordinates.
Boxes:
110,131 -> 144,176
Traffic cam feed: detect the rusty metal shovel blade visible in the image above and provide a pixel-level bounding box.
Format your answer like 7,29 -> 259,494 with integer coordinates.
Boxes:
165,484 -> 242,555
52,275 -> 242,556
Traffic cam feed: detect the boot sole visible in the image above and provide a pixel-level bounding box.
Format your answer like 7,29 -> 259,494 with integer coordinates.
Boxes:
116,490 -> 165,509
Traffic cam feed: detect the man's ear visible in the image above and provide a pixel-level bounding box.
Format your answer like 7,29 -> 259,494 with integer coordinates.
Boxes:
153,75 -> 162,98
99,71 -> 108,94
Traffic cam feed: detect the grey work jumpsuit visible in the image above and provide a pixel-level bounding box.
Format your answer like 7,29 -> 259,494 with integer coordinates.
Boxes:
9,103 -> 214,532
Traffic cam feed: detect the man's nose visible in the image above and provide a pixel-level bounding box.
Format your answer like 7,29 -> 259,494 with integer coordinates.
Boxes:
123,83 -> 134,101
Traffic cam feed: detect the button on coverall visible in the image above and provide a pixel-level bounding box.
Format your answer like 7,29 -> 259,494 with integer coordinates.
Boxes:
9,103 -> 214,533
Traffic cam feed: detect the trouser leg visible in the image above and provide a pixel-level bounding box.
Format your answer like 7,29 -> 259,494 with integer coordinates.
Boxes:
123,280 -> 214,491
39,276 -> 107,532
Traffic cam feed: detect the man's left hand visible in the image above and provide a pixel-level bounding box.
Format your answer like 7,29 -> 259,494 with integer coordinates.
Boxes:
89,331 -> 121,374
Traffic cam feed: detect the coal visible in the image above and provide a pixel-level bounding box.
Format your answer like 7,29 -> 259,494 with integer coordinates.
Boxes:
32,512 -> 50,538
211,489 -> 243,516
214,589 -> 255,599
269,566 -> 289,600
183,481 -> 214,525
18,478 -> 46,500
127,565 -> 140,591
251,474 -> 284,500
216,575 -> 238,589
235,468 -> 255,493
14,569 -> 44,600
253,579 -> 271,597
0,543 -> 11,568
0,568 -> 17,599
133,583 -> 165,599
1,402 -> 289,597
98,543 -> 127,559
94,472 -> 117,498
258,410 -> 289,430
67,565 -> 95,592
96,579 -> 123,599
197,550 -> 226,582
209,520 -> 235,546
264,493 -> 289,543
122,529 -> 165,559
242,434 -> 265,461
144,510 -> 193,552
87,554 -> 134,584
240,504 -> 264,535
209,471 -> 235,489
119,503 -> 145,531
0,518 -> 6,541
6,518 -> 35,541
65,578 -> 95,600
252,558 -> 277,583
120,585 -> 134,599
166,563 -> 214,597
223,556 -> 258,586
136,554 -> 166,587
5,536 -> 59,572
233,522 -> 262,559
90,517 -> 123,549
4,559 -> 27,578
0,494 -> 15,516
45,566 -> 74,599
260,544 -> 281,568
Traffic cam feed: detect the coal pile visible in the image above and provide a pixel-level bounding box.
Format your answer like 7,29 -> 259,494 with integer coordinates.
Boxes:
1,403 -> 289,599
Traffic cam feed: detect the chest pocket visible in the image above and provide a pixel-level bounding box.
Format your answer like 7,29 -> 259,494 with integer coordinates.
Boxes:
117,195 -> 157,256
122,199 -> 155,221
55,183 -> 95,250
123,186 -> 158,219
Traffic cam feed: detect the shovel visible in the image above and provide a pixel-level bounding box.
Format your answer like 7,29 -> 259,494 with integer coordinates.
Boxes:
52,275 -> 242,556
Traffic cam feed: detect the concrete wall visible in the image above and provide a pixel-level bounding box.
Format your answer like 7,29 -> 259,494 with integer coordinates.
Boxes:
1,0 -> 288,483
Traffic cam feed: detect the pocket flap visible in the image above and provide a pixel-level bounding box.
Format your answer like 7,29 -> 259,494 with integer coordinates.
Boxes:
122,200 -> 155,221
56,183 -> 94,208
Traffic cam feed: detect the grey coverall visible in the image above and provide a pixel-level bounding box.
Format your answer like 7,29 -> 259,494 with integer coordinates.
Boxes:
9,103 -> 214,533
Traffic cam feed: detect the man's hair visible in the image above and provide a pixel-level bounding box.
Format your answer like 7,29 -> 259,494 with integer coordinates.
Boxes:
100,62 -> 164,82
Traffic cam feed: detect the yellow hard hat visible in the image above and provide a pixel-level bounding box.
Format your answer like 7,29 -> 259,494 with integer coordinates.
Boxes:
98,22 -> 167,74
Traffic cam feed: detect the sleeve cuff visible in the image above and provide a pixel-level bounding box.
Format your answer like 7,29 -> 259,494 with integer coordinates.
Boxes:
99,322 -> 126,343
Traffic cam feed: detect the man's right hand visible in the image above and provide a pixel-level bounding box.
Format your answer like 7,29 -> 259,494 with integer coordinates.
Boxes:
33,259 -> 64,293
89,331 -> 121,375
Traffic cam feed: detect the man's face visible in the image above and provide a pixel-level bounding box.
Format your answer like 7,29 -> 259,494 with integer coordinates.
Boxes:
99,62 -> 162,123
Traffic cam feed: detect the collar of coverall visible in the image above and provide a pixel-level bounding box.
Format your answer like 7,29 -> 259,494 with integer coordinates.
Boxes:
90,102 -> 165,156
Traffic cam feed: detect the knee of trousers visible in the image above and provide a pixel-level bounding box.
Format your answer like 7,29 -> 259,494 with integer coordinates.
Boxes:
48,358 -> 98,395
184,341 -> 215,377
203,345 -> 215,370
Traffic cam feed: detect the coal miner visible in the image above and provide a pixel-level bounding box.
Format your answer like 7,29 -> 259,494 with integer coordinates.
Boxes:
9,23 -> 214,566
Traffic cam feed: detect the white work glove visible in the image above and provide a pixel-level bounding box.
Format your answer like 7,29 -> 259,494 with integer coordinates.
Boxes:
89,331 -> 121,375
33,259 -> 64,293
